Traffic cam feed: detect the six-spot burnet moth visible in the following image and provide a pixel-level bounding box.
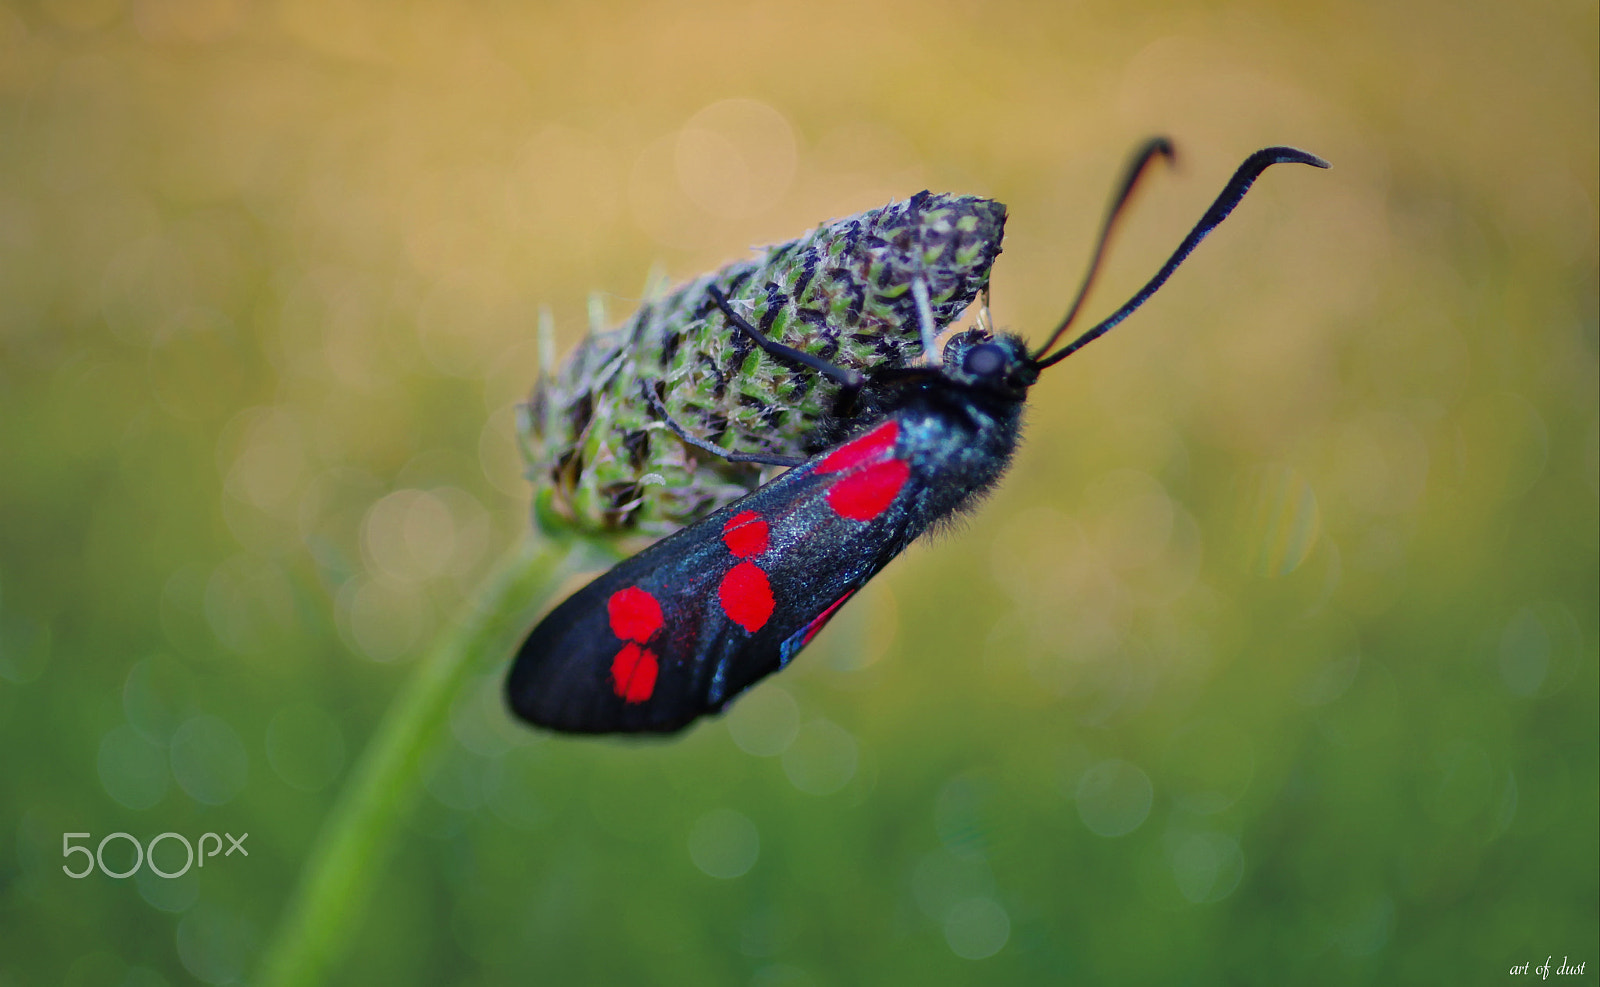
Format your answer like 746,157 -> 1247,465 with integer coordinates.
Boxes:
523,193 -> 1006,536
507,142 -> 1329,735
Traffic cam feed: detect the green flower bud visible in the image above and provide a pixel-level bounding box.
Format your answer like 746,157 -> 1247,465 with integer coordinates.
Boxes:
523,192 -> 1006,536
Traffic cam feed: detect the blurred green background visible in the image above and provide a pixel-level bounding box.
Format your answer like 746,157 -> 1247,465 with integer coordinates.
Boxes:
1,0 -> 1595,984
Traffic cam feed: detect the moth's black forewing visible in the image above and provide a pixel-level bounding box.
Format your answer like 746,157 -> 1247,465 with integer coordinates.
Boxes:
506,457 -> 910,734
506,501 -> 744,734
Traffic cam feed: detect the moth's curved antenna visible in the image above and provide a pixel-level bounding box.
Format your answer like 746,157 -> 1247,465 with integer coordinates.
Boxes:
1032,136 -> 1177,361
1036,146 -> 1330,369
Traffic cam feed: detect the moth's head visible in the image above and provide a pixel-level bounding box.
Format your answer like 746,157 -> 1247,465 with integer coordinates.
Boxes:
939,329 -> 1039,399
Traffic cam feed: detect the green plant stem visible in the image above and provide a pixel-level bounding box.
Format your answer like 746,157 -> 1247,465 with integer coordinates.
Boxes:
257,533 -> 593,987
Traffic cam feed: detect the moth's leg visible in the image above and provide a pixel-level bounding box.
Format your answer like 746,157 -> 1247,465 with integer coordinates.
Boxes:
910,276 -> 942,364
642,381 -> 806,468
706,286 -> 868,419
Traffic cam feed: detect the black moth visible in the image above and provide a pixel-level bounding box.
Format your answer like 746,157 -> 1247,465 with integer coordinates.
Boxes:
507,142 -> 1328,734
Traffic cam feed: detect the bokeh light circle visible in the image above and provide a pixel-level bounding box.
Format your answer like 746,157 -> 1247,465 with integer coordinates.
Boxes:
727,685 -> 801,757
168,715 -> 248,805
781,719 -> 859,795
98,723 -> 169,810
265,703 -> 346,793
943,897 -> 1010,959
1075,758 -> 1154,837
688,808 -> 760,879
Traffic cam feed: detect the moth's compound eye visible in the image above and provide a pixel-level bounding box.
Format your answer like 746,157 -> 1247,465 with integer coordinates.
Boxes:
962,342 -> 1007,378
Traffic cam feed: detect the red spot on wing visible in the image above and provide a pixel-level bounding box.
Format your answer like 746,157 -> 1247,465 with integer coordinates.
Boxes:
817,419 -> 899,474
722,510 -> 769,558
610,642 -> 659,703
718,561 -> 775,633
826,458 -> 911,521
607,586 -> 663,642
